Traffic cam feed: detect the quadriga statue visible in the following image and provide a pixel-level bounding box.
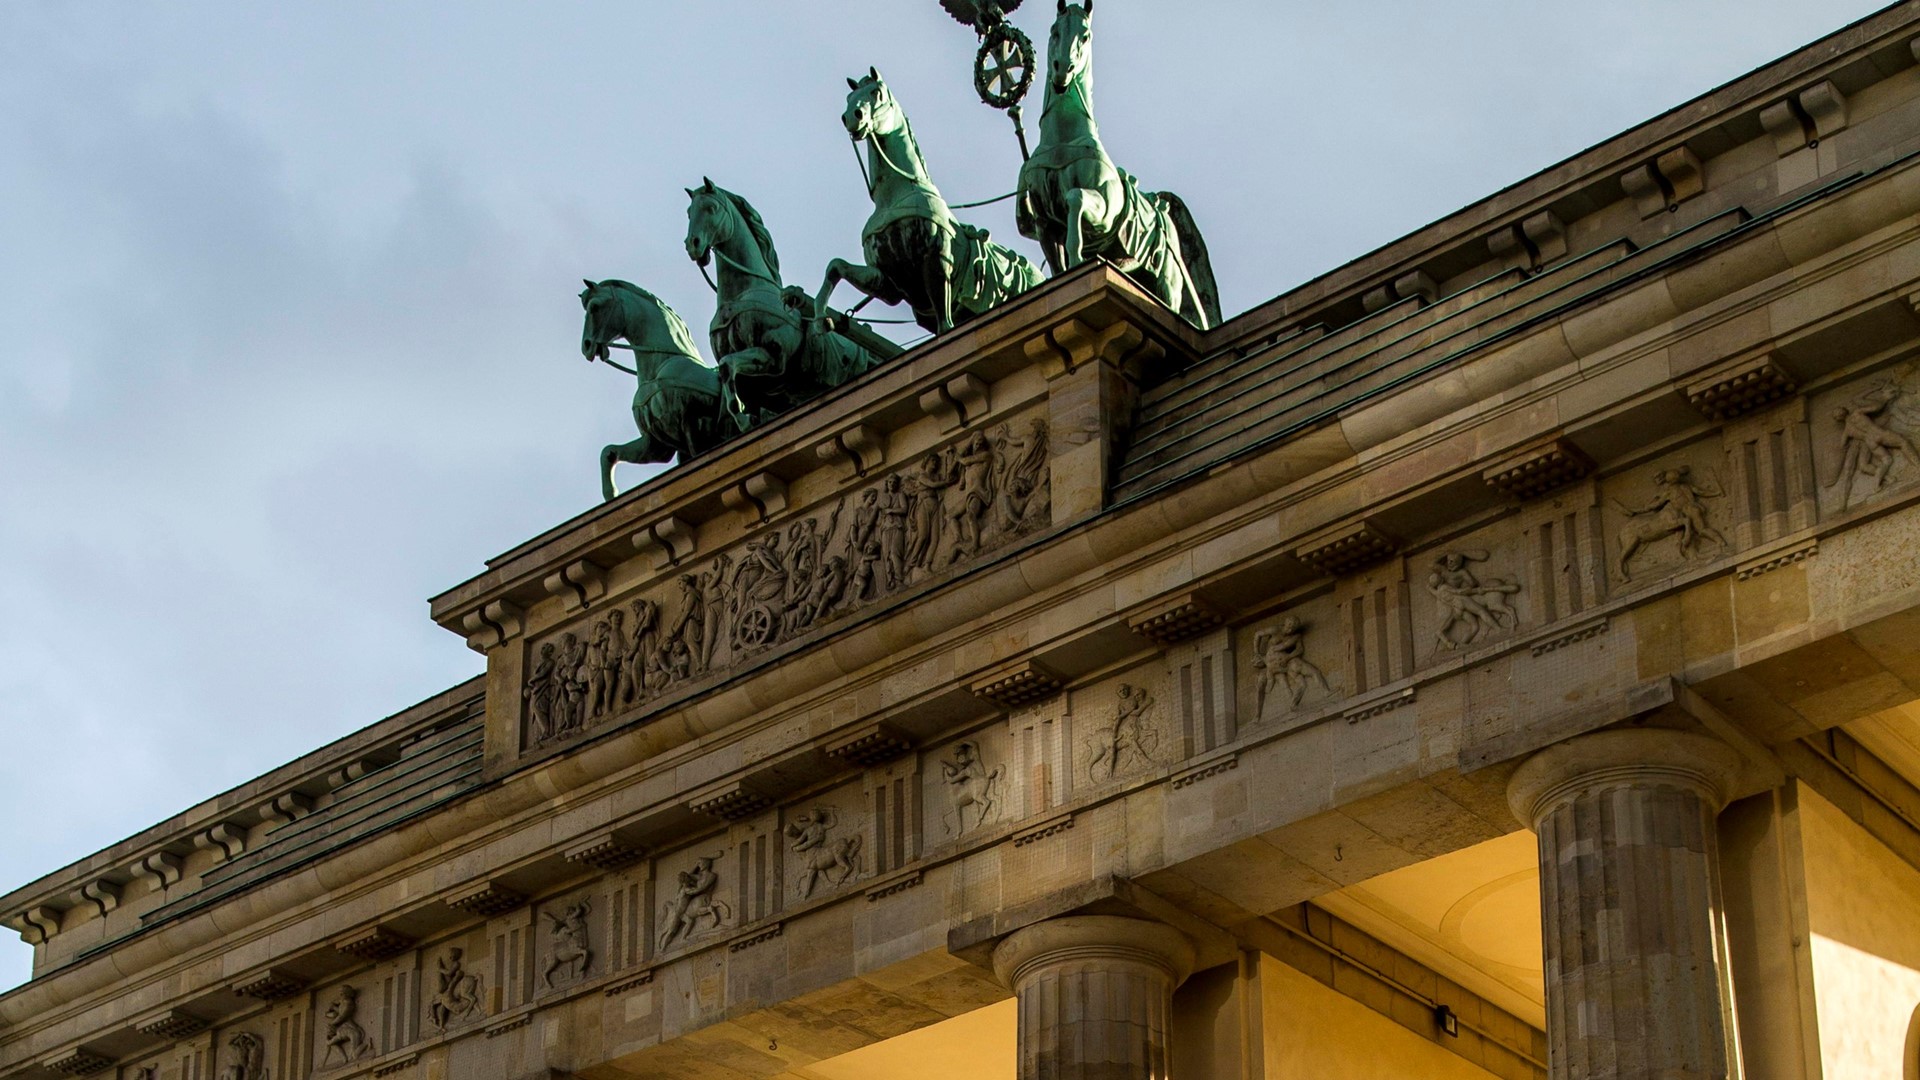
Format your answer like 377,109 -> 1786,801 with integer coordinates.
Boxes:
683,179 -> 899,427
816,68 -> 1042,334
1018,0 -> 1221,328
578,279 -> 733,501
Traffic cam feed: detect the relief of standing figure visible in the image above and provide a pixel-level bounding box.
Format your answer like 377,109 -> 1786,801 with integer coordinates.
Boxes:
906,451 -> 955,573
525,641 -> 558,743
878,473 -> 912,591
624,599 -> 659,701
944,430 -> 996,564
584,618 -> 613,720
556,632 -> 588,735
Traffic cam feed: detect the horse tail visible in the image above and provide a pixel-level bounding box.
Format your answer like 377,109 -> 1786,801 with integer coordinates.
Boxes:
1153,191 -> 1222,329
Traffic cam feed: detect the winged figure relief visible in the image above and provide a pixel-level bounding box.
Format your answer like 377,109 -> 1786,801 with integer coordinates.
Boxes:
940,0 -> 1023,34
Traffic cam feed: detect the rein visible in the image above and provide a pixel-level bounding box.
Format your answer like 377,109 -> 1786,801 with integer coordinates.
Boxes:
852,113 -> 1017,211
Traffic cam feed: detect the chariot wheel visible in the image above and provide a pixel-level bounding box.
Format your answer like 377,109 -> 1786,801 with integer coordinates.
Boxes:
974,24 -> 1035,110
736,603 -> 777,649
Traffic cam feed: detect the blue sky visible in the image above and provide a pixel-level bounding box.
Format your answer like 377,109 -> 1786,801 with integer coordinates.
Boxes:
0,0 -> 1892,989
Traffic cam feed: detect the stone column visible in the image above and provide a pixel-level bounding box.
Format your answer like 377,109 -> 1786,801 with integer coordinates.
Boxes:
1507,729 -> 1746,1080
991,915 -> 1196,1080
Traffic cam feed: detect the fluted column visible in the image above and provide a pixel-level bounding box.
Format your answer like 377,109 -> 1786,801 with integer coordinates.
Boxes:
991,915 -> 1196,1080
1508,729 -> 1745,1080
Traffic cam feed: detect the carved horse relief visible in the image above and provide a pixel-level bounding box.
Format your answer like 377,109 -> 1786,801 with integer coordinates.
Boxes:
579,279 -> 733,501
1019,1 -> 1221,328
684,179 -> 898,428
817,69 -> 1042,334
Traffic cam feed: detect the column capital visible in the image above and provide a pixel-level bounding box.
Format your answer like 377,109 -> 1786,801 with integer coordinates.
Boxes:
1507,727 -> 1745,828
991,915 -> 1196,991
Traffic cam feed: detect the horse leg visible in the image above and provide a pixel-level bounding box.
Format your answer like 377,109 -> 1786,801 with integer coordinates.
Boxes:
924,229 -> 956,333
601,435 -> 662,502
1062,188 -> 1089,270
816,258 -> 890,322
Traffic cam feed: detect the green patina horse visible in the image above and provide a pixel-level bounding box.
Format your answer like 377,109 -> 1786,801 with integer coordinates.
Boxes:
578,279 -> 733,502
816,68 -> 1042,335
1018,0 -> 1221,328
684,179 -> 896,427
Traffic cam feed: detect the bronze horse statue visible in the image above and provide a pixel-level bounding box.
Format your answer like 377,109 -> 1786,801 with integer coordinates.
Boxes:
684,179 -> 898,427
816,69 -> 1042,334
1018,0 -> 1221,328
578,279 -> 732,501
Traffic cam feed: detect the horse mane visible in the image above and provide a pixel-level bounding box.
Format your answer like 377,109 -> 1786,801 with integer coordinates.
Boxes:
598,280 -> 702,359
712,185 -> 781,281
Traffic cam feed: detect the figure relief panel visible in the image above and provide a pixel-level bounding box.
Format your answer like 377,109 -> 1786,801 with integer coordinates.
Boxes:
1599,440 -> 1732,586
520,412 -> 1052,753
1409,533 -> 1529,665
426,937 -> 489,1033
923,722 -> 1013,848
1073,667 -> 1169,788
1812,361 -> 1920,517
216,1029 -> 268,1080
315,983 -> 376,1070
655,841 -> 738,956
783,782 -> 869,902
1236,591 -> 1344,730
535,888 -> 602,994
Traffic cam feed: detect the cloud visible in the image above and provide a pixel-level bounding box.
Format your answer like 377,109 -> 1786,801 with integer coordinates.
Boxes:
0,0 -> 1894,990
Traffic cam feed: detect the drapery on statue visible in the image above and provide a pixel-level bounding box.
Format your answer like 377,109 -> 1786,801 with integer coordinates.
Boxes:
578,280 -> 734,502
817,69 -> 1042,335
1018,1 -> 1221,329
684,179 -> 900,428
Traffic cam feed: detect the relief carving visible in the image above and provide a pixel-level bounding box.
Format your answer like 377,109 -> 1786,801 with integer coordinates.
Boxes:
428,948 -> 484,1031
219,1033 -> 265,1080
527,420 -> 1050,747
785,808 -> 863,899
541,901 -> 592,988
320,985 -> 373,1066
1825,377 -> 1920,511
1612,465 -> 1727,581
658,854 -> 732,950
1253,616 -> 1329,717
1088,683 -> 1160,782
1426,550 -> 1521,649
940,740 -> 1004,836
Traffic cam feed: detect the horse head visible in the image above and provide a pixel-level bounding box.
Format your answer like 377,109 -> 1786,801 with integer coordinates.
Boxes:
684,177 -> 728,268
579,279 -> 622,362
684,179 -> 781,284
1048,0 -> 1092,95
578,279 -> 704,372
842,66 -> 900,143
